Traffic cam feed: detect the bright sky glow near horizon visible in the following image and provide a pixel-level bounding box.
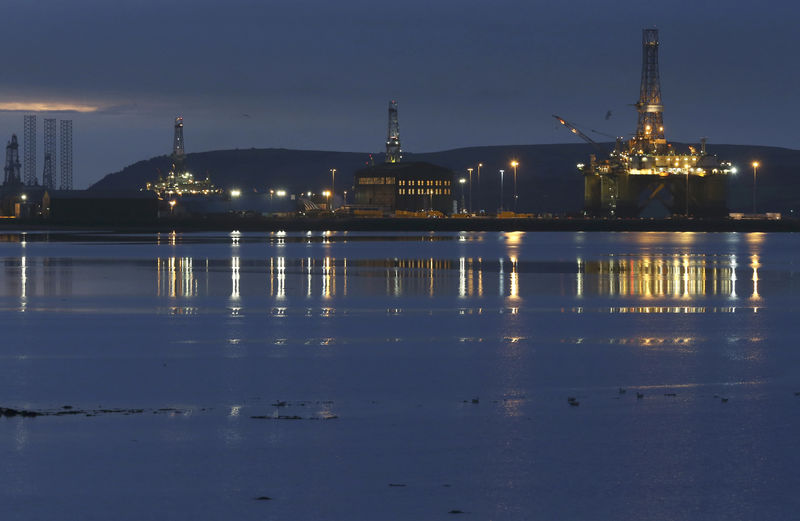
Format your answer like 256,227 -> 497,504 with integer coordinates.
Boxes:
1,0 -> 797,188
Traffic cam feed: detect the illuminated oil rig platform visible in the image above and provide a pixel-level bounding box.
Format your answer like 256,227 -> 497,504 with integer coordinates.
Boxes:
146,117 -> 221,199
558,29 -> 733,217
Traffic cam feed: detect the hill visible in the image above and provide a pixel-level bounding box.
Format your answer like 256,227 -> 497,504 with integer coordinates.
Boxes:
89,144 -> 800,214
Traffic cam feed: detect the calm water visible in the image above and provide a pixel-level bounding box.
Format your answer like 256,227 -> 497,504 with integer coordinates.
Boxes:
1,231 -> 798,520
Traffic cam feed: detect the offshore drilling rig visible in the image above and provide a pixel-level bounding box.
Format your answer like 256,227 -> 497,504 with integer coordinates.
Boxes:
557,29 -> 733,217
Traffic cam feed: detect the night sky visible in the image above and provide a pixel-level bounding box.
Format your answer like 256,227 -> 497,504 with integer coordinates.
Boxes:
1,0 -> 796,187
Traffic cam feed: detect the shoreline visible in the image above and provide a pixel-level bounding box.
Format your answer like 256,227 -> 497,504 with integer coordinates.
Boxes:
0,216 -> 797,233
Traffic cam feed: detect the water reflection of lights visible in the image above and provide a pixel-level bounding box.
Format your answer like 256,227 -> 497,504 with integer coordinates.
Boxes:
158,257 -> 195,298
306,257 -> 312,297
20,256 -> 27,311
498,258 -> 504,296
429,258 -> 434,297
581,254 -> 742,298
231,256 -> 240,299
322,257 -> 335,298
750,254 -> 761,301
509,256 -> 519,300
146,253 -> 764,303
459,257 -> 466,298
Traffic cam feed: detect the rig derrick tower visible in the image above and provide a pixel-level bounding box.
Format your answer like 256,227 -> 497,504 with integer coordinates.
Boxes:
23,115 -> 36,186
172,116 -> 185,174
632,29 -> 666,155
385,100 -> 402,163
42,119 -> 57,190
4,135 -> 22,186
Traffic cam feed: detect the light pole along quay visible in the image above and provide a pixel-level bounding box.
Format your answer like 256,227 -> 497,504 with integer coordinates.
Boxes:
510,160 -> 519,212
751,161 -> 759,214
499,169 -> 505,212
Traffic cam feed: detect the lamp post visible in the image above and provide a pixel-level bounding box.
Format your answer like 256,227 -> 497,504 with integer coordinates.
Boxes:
751,161 -> 759,214
510,161 -> 519,212
467,168 -> 473,213
330,168 -> 336,210
477,163 -> 482,209
499,169 -> 505,212
459,178 -> 467,212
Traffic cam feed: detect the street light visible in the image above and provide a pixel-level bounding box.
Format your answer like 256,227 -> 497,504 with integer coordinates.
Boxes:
751,161 -> 760,214
477,163 -> 482,208
467,167 -> 473,214
330,168 -> 336,210
499,169 -> 505,212
459,178 -> 467,212
510,161 -> 519,212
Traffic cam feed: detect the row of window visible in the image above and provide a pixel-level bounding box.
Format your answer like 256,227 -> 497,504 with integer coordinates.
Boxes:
398,188 -> 451,196
398,179 -> 451,187
358,177 -> 395,185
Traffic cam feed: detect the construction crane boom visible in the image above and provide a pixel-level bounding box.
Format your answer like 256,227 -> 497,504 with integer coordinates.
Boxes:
552,114 -> 603,152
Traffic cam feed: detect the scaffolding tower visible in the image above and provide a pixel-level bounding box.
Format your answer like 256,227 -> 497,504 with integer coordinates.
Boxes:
43,118 -> 56,190
59,120 -> 73,190
23,115 -> 36,186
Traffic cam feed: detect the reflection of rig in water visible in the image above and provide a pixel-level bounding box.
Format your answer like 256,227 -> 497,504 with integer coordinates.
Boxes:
577,255 -> 753,299
154,252 -> 761,304
558,30 -> 733,217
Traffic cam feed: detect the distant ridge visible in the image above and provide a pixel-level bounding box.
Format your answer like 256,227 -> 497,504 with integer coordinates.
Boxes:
90,144 -> 800,214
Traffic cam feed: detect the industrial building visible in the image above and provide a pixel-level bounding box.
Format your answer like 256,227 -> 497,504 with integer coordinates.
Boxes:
558,29 -> 733,217
354,101 -> 455,214
354,162 -> 454,214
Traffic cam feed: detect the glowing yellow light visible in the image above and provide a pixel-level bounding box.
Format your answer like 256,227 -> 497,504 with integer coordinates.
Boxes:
752,161 -> 760,168
511,161 -> 519,168
322,190 -> 331,197
276,190 -> 286,197
230,189 -> 241,198
20,194 -> 27,201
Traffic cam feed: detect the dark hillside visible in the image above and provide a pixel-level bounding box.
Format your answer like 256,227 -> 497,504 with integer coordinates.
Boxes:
90,144 -> 800,214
